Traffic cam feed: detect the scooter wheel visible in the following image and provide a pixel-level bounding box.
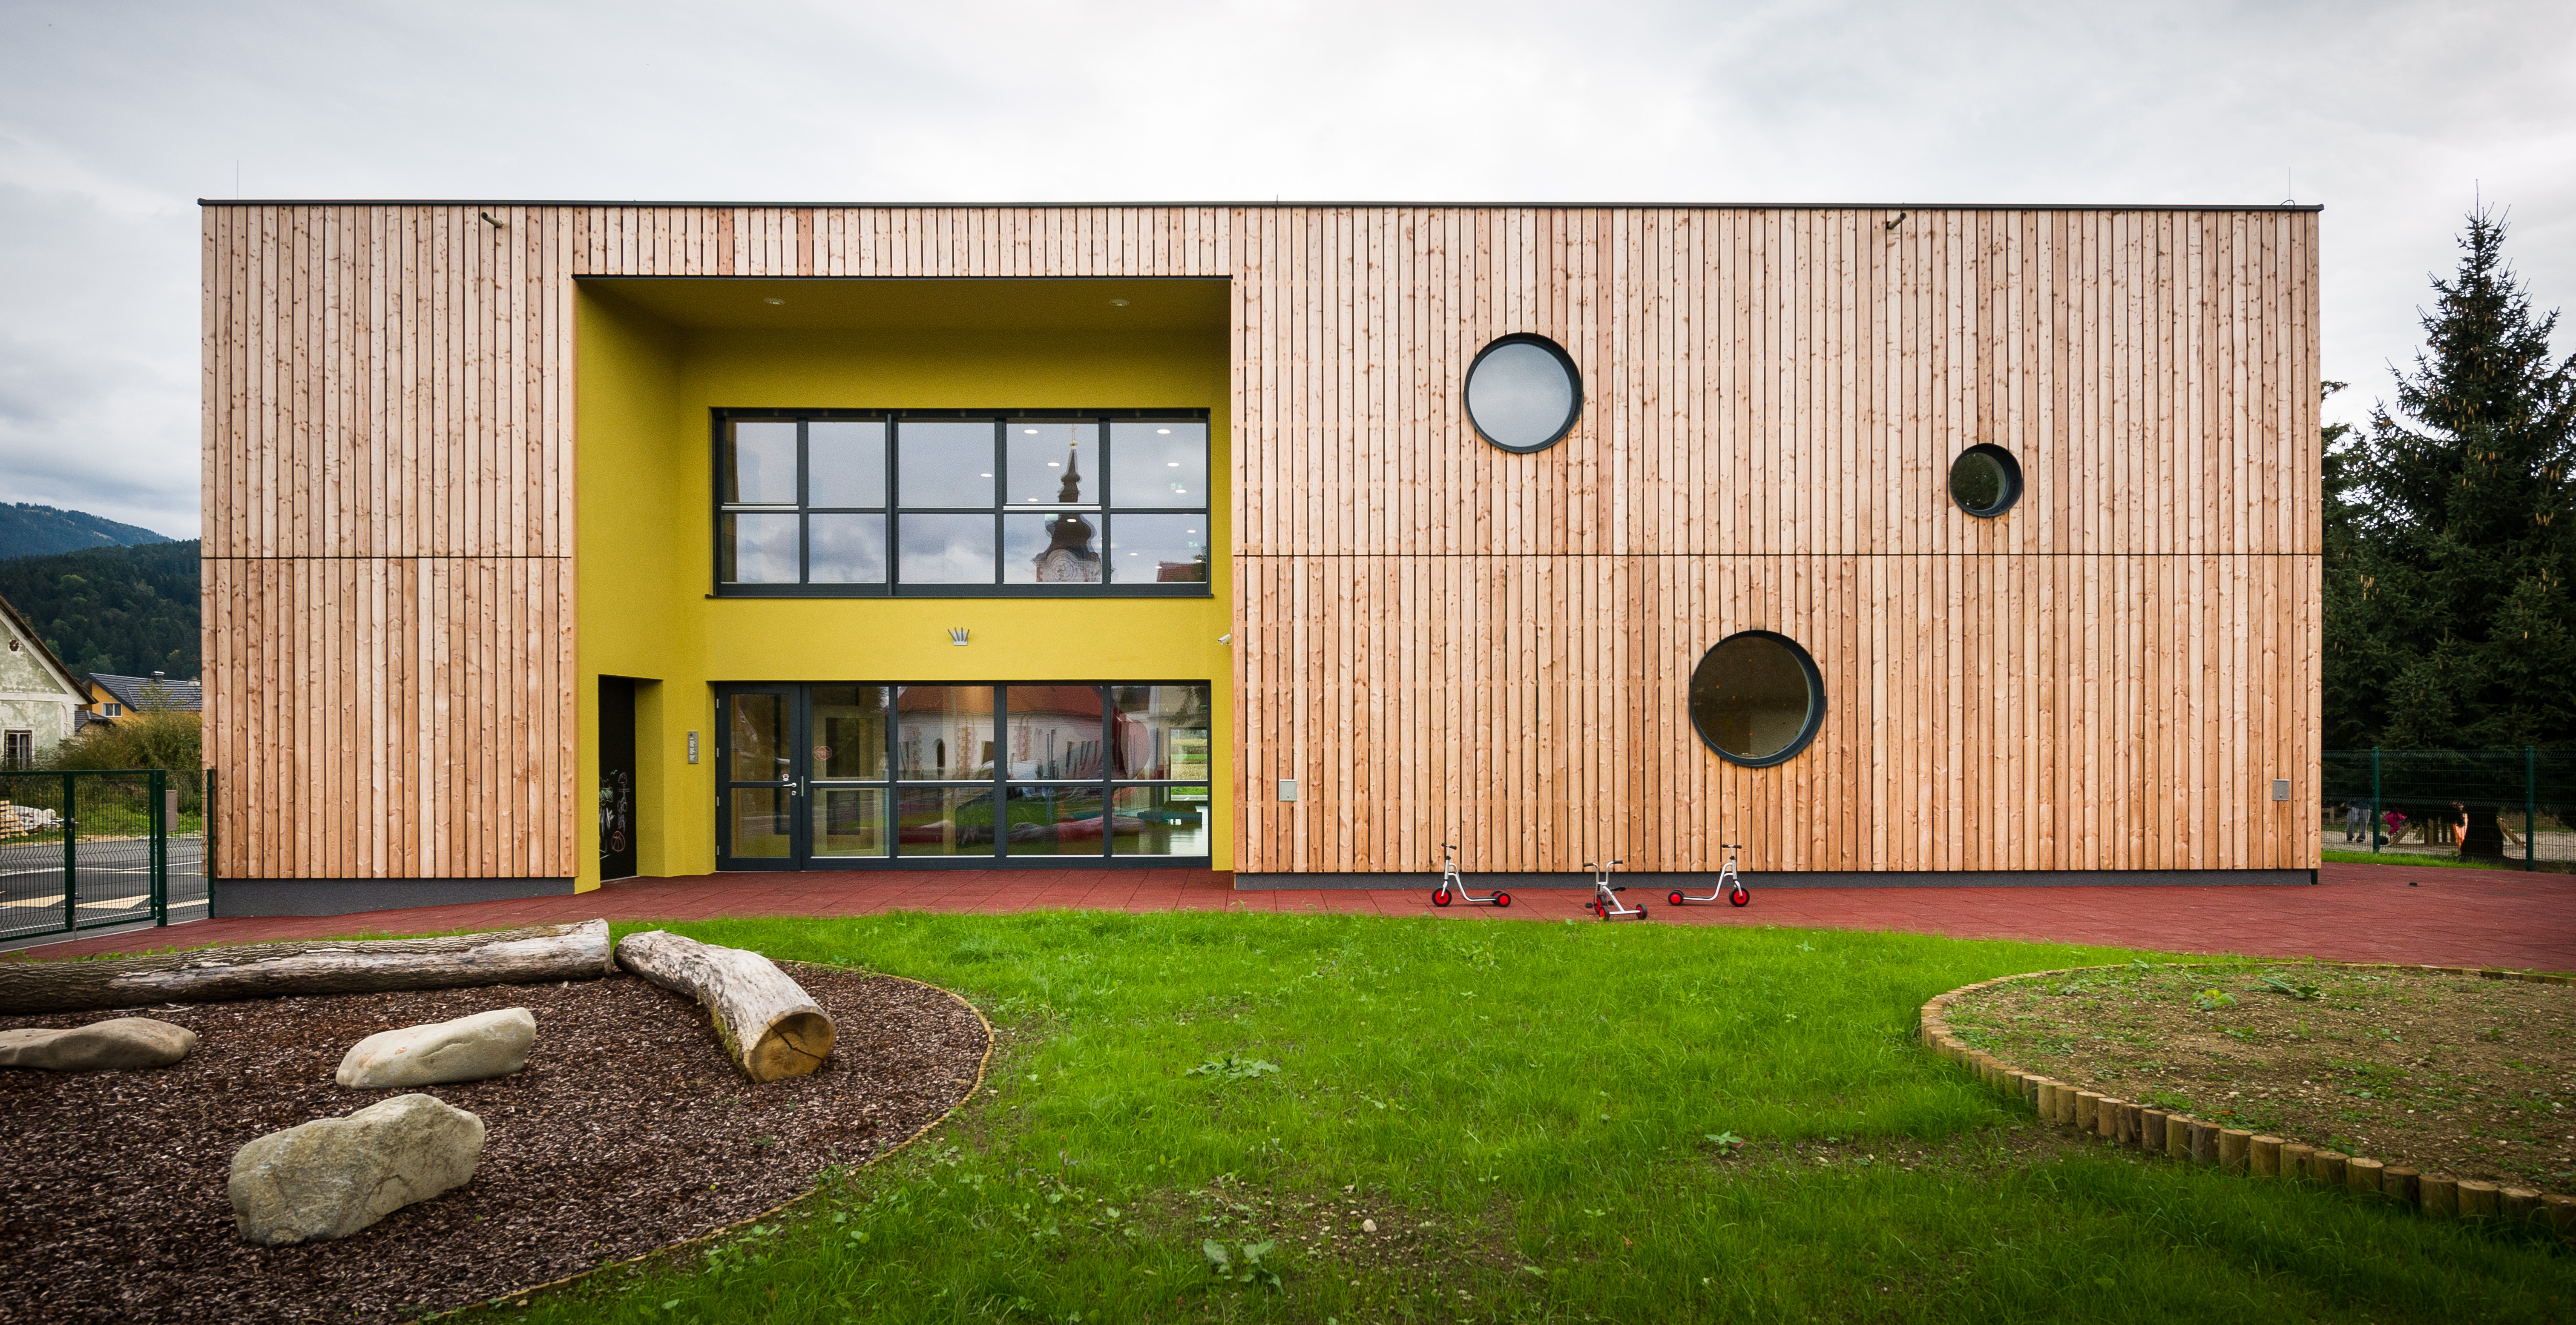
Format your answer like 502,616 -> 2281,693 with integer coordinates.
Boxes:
1493,891 -> 1512,907
1636,905 -> 1648,918
1668,890 -> 1685,906
1432,889 -> 1452,907
1728,886 -> 1750,908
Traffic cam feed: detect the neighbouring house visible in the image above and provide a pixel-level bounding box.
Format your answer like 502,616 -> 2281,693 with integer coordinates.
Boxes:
203,200 -> 2322,915
0,590 -> 85,769
83,671 -> 204,726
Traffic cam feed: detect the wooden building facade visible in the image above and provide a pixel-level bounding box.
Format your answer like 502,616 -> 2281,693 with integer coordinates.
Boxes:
201,201 -> 2320,907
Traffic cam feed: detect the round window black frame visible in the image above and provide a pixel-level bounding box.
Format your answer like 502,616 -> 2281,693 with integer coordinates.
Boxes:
1948,443 -> 2024,518
1687,630 -> 1826,769
1463,333 -> 1583,454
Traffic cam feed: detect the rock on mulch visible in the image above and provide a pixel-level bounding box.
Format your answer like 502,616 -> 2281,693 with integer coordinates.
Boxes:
0,963 -> 987,1324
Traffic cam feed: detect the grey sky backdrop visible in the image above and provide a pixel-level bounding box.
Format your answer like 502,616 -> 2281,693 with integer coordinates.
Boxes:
3,0 -> 2570,539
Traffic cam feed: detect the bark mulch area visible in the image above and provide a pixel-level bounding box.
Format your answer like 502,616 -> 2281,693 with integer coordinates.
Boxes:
1944,961 -> 2573,1193
0,963 -> 988,1325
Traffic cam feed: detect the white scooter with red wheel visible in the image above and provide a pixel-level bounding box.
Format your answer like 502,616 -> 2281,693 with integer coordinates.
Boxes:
1667,843 -> 1752,908
1429,844 -> 1512,908
1582,859 -> 1647,921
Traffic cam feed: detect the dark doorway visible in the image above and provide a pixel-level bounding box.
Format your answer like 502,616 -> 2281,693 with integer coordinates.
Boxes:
598,676 -> 638,881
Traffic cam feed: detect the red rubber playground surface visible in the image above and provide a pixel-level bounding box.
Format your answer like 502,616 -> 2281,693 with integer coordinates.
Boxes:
11,859 -> 2573,972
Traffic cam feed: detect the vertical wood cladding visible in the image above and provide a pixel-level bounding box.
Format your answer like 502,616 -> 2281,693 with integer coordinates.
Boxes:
205,203 -> 2317,879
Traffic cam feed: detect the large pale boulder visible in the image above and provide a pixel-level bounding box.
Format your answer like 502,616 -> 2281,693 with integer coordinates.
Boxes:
0,1016 -> 197,1070
228,1093 -> 484,1245
336,1007 -> 535,1088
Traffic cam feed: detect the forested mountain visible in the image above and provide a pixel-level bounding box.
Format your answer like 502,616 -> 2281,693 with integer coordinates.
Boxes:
0,540 -> 200,678
0,503 -> 173,559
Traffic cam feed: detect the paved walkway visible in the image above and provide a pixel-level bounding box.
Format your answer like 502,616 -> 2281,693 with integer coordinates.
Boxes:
9,860 -> 2570,972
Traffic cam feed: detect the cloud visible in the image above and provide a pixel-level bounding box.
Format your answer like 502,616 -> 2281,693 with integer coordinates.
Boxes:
0,0 -> 2568,519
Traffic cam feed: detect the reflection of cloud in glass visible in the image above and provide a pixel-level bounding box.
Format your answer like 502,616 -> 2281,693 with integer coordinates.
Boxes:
723,512 -> 799,582
809,513 -> 885,582
729,421 -> 799,503
1109,421 -> 1206,508
899,420 -> 997,506
1107,513 -> 1208,583
809,420 -> 886,506
897,513 -> 995,582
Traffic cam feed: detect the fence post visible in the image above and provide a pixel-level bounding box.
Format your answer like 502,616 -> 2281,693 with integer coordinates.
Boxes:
2370,747 -> 2383,854
60,770 -> 76,934
152,768 -> 168,926
2529,746 -> 2539,872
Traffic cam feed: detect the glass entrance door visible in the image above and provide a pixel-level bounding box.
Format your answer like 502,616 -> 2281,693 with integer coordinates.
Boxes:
716,686 -> 798,866
717,684 -> 900,869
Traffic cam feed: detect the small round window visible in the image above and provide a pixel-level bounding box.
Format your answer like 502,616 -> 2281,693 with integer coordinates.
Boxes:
1948,444 -> 2023,517
1688,631 -> 1824,767
1463,334 -> 1581,453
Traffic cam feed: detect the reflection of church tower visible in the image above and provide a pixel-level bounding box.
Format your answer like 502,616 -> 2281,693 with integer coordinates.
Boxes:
1032,436 -> 1102,583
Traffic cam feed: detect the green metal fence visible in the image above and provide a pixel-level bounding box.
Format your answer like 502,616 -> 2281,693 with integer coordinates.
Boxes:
2320,748 -> 2576,869
0,769 -> 176,942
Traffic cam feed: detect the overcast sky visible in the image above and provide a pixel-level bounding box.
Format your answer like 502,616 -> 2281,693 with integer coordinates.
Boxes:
3,0 -> 2570,539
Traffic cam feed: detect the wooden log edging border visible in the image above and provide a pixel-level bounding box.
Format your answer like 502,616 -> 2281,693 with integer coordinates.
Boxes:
1918,959 -> 2576,1243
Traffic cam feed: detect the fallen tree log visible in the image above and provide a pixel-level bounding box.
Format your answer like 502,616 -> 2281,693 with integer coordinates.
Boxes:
0,919 -> 615,1015
613,930 -> 834,1082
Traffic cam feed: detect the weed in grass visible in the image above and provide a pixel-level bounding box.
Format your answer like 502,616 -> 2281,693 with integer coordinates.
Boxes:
2257,974 -> 2323,1001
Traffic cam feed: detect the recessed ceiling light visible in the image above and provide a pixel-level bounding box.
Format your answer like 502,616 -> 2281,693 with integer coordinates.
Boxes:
1047,461 -> 1060,467
1167,462 -> 1179,467
980,472 -> 992,478
1108,298 -> 1130,307
1156,428 -> 1170,434
1024,428 -> 1038,434
763,297 -> 785,305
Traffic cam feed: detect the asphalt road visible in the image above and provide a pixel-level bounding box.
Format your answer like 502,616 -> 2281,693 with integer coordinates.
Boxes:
0,834 -> 206,940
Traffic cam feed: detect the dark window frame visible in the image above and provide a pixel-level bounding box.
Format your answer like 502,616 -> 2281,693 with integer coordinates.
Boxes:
712,408 -> 1214,598
1947,443 -> 2025,518
1463,333 -> 1584,454
1686,631 -> 1826,769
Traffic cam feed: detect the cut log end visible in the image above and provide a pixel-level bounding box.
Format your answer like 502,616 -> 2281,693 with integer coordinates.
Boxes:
747,1011 -> 837,1083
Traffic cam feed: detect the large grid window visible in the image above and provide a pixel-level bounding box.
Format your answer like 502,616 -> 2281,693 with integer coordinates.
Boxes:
716,682 -> 1213,865
715,411 -> 1211,597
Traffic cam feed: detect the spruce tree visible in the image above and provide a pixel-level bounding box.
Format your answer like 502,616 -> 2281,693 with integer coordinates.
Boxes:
2340,208 -> 2576,748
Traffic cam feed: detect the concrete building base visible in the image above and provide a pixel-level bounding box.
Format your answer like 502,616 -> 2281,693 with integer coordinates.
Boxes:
212,878 -> 576,918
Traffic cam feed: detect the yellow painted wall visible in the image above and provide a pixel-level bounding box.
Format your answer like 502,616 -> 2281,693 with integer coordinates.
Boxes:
574,284 -> 1233,889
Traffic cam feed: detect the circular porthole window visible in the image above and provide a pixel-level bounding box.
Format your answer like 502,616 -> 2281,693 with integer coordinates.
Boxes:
1688,631 -> 1825,767
1463,334 -> 1581,453
1948,444 -> 2023,517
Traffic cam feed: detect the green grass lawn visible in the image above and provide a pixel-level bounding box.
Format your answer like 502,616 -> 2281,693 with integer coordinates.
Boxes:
471,913 -> 2567,1324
